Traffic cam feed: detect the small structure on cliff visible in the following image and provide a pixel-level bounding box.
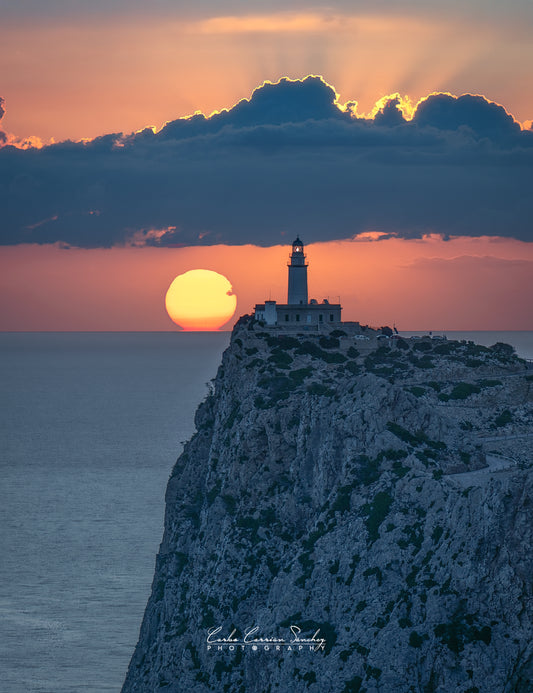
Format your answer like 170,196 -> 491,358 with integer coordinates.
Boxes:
254,237 -> 342,327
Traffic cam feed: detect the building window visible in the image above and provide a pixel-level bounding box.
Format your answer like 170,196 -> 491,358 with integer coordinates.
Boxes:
319,314 -> 323,322
285,314 -> 289,322
330,314 -> 334,322
296,314 -> 300,322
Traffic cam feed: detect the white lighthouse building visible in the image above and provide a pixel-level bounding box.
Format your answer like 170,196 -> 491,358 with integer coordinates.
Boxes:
254,238 -> 342,327
287,236 -> 308,305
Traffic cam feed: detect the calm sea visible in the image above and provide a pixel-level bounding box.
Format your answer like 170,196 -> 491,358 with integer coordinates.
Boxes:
0,332 -> 229,693
0,330 -> 531,692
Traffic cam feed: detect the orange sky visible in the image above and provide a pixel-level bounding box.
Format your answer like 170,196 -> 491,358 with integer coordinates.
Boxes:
1,235 -> 531,331
1,6 -> 531,332
1,10 -> 532,143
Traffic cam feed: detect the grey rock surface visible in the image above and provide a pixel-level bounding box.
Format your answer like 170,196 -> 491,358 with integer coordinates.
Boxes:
123,321 -> 533,693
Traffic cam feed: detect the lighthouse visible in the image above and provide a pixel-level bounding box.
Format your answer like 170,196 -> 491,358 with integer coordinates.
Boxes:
254,238 -> 341,327
287,237 -> 308,305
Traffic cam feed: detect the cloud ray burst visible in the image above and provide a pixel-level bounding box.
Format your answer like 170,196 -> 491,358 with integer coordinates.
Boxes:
1,76 -> 531,248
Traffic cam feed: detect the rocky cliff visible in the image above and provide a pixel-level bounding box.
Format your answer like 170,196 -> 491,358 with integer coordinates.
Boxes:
123,319 -> 533,693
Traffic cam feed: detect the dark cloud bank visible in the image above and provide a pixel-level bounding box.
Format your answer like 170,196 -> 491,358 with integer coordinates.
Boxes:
1,77 -> 532,248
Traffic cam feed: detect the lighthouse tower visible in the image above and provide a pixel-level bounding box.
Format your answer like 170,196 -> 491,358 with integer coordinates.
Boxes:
254,237 -> 341,326
287,237 -> 308,305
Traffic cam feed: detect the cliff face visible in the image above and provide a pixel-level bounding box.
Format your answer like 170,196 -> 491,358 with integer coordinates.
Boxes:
123,321 -> 533,693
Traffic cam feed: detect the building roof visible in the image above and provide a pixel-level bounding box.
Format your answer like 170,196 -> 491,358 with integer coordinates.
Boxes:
255,302 -> 341,310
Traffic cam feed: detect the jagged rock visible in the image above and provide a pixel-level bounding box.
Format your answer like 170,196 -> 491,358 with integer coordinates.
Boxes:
123,319 -> 533,693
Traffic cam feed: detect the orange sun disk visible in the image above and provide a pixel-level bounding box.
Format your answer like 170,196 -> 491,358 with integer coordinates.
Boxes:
165,269 -> 237,331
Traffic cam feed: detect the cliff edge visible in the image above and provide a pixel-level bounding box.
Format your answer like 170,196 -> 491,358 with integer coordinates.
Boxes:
123,319 -> 533,692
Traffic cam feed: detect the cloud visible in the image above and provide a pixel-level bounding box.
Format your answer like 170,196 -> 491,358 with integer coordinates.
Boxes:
412,93 -> 521,139
0,97 -> 6,145
373,97 -> 406,127
156,76 -> 349,140
0,96 -> 44,149
3,1 -> 533,27
0,76 -> 532,248
406,255 -> 533,271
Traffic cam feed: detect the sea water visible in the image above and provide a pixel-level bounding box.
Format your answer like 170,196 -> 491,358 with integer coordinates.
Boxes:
0,330 -> 531,692
0,332 -> 229,693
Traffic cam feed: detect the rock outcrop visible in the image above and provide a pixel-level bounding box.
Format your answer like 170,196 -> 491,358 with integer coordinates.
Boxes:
123,319 -> 533,693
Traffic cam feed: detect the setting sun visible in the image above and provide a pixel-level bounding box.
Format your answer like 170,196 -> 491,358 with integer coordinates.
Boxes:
165,269 -> 237,331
